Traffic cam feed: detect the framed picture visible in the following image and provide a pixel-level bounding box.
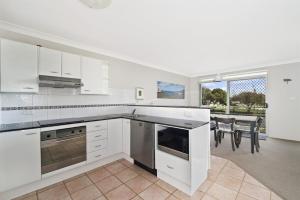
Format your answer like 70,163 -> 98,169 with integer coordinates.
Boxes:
136,87 -> 144,100
157,81 -> 185,99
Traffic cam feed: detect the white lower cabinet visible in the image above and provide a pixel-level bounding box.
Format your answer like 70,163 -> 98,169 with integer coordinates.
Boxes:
86,120 -> 108,164
122,119 -> 131,156
0,129 -> 41,192
107,119 -> 123,156
156,150 -> 190,185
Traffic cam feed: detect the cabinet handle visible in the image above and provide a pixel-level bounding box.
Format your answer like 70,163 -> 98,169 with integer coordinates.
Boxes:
95,125 -> 101,128
25,133 -> 37,136
50,71 -> 59,74
95,155 -> 102,158
85,90 -> 90,92
95,145 -> 102,148
64,72 -> 72,75
23,87 -> 34,90
95,135 -> 102,138
166,165 -> 174,170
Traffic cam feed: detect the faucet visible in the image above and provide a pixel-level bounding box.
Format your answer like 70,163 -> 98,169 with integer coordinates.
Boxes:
132,109 -> 136,116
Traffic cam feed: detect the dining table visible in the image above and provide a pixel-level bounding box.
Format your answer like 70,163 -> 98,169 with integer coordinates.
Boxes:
211,114 -> 258,154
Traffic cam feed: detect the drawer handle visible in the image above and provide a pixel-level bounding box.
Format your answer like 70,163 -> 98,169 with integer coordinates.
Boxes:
64,72 -> 72,75
166,165 -> 174,170
25,133 -> 37,136
95,125 -> 101,128
23,87 -> 34,90
95,145 -> 102,148
95,155 -> 102,158
95,135 -> 102,138
50,71 -> 59,74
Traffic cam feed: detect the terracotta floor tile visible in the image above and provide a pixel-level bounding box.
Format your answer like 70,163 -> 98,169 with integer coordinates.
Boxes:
201,194 -> 217,200
207,169 -> 220,181
173,190 -> 204,200
115,168 -> 138,183
37,182 -> 64,193
139,184 -> 170,200
132,196 -> 143,200
141,171 -> 159,183
87,167 -> 111,183
95,196 -> 107,200
207,183 -> 237,200
37,184 -> 71,200
105,162 -> 127,174
129,164 -> 146,174
119,159 -> 133,167
166,195 -> 179,200
71,185 -> 102,200
126,175 -> 153,194
226,161 -> 243,171
244,174 -> 267,189
220,167 -> 245,180
156,180 -> 177,193
106,185 -> 136,200
197,180 -> 213,192
240,182 -> 271,200
236,193 -> 257,200
215,174 -> 242,191
65,175 -> 92,194
95,176 -> 122,194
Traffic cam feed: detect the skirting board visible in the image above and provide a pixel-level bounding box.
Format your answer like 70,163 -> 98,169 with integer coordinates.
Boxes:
0,153 -> 133,200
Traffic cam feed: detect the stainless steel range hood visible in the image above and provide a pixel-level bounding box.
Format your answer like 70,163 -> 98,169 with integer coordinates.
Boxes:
39,75 -> 83,88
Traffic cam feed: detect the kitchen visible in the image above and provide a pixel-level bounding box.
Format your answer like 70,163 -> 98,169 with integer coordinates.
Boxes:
0,38 -> 210,200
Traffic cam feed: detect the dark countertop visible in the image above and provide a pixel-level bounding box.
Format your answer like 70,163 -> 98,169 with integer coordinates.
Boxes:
0,113 -> 209,133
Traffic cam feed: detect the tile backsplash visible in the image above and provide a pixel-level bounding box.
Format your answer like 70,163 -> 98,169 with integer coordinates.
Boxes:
0,88 -> 136,124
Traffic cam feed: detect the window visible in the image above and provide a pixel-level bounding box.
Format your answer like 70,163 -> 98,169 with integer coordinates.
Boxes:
201,81 -> 227,113
200,77 -> 266,116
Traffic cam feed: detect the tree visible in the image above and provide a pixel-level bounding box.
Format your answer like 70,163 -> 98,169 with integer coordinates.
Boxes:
231,92 -> 265,113
211,88 -> 227,105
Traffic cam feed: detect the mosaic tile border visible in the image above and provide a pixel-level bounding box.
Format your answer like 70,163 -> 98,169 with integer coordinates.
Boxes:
1,104 -> 134,111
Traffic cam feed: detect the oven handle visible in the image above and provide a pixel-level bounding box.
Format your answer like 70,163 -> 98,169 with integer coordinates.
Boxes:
56,135 -> 86,143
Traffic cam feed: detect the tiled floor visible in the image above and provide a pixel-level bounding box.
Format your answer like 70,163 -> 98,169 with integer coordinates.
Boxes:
14,156 -> 283,200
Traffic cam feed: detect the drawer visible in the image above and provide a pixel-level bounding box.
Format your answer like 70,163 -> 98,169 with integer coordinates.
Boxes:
156,150 -> 190,184
87,139 -> 107,153
87,130 -> 107,142
86,121 -> 107,132
87,149 -> 107,163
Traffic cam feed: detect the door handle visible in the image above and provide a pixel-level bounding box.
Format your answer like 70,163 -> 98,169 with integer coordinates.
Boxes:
23,87 -> 34,90
166,165 -> 174,170
25,133 -> 37,136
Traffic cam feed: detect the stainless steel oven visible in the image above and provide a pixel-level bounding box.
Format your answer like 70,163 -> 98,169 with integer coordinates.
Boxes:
157,126 -> 189,160
41,125 -> 86,174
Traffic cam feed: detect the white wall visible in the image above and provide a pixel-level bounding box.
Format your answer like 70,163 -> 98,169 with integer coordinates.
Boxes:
267,62 -> 300,141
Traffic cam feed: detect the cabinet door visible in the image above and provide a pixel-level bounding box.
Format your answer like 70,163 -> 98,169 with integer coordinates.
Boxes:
81,57 -> 102,94
39,47 -> 61,76
81,57 -> 109,95
62,52 -> 81,79
0,39 -> 38,93
0,129 -> 41,192
108,119 -> 123,156
122,119 -> 131,155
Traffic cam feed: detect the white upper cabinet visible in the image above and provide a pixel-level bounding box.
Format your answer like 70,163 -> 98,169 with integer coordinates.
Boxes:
62,52 -> 81,79
39,47 -> 62,76
81,56 -> 109,95
0,39 -> 38,93
0,129 -> 41,192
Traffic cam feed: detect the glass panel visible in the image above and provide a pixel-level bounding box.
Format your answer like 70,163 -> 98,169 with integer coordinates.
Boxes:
201,81 -> 227,113
229,78 -> 266,116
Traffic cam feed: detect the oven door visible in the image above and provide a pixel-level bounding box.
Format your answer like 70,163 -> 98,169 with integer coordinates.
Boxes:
157,127 -> 189,160
41,127 -> 86,174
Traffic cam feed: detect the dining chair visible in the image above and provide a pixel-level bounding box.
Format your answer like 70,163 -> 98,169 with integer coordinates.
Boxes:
210,117 -> 218,147
215,117 -> 236,151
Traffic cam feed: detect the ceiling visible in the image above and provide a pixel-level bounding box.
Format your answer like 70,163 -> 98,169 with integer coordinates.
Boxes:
0,0 -> 299,77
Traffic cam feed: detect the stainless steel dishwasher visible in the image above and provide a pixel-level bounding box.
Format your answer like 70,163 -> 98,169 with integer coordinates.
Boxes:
130,120 -> 155,171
